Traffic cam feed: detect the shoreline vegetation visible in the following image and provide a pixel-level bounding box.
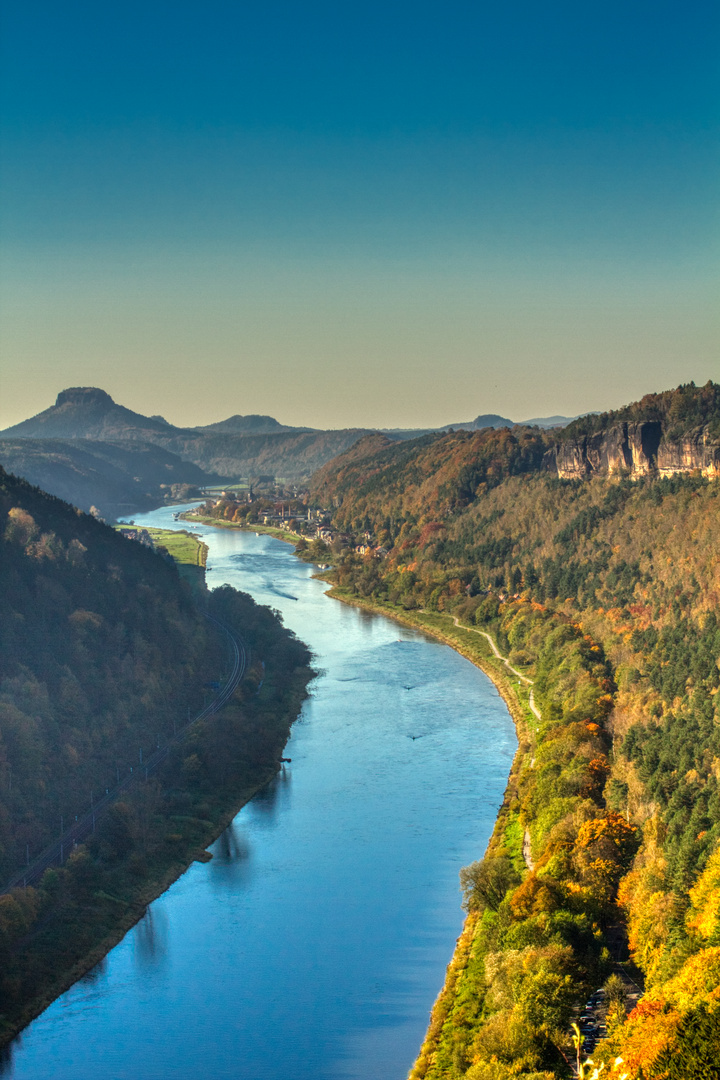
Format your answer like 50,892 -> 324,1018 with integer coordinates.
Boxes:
3,758 -> 298,1049
302,397 -> 720,1077
0,482 -> 314,1049
322,588 -> 545,1075
178,510 -> 303,546
171,515 -> 555,1071
325,579 -> 654,1075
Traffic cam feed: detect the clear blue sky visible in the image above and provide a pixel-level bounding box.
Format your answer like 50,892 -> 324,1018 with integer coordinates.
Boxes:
1,0 -> 718,427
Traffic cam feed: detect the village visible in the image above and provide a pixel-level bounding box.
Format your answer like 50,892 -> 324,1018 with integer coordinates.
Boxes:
191,483 -> 391,558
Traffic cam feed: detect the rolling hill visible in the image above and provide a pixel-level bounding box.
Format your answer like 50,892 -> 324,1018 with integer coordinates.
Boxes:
0,437 -> 215,517
0,464 -> 312,1042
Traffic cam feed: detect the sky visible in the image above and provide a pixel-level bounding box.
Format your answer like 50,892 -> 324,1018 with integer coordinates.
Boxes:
0,0 -> 718,430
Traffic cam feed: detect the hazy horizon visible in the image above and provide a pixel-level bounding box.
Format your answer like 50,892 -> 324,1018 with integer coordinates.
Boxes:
2,376 -> 718,435
1,1 -> 717,431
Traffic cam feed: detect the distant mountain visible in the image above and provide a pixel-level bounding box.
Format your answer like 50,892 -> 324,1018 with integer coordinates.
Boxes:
383,413 -> 583,439
382,414 -> 512,439
519,414 -> 583,428
311,382 -> 720,511
454,413 -> 514,430
0,389 -> 377,484
0,438 -> 215,517
0,389 -> 593,493
1,387 -> 183,441
195,414 -> 315,435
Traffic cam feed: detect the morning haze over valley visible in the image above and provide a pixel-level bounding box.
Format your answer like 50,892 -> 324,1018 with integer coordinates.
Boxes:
0,0 -> 718,1078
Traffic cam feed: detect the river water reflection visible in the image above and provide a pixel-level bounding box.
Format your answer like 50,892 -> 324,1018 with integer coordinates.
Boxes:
5,505 -> 516,1080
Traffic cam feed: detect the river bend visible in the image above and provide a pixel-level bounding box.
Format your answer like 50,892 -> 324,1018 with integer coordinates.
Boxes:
5,505 -> 516,1080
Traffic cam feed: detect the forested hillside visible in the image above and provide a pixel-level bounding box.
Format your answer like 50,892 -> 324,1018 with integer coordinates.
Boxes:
0,466 -> 312,1043
310,384 -> 720,1078
0,437 -> 213,517
561,381 -> 720,441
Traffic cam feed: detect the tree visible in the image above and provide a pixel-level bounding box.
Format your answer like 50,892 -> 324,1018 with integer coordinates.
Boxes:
460,856 -> 520,912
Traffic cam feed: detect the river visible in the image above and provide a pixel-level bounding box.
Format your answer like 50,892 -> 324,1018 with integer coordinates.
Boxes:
4,504 -> 516,1080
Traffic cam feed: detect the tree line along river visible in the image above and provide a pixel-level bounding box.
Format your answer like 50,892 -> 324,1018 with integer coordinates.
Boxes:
4,504 -> 517,1080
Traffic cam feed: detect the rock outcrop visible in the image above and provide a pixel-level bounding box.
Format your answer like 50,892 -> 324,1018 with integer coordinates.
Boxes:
545,422 -> 720,480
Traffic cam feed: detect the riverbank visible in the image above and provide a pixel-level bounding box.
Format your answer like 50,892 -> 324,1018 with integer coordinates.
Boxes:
323,582 -> 632,1074
179,511 -> 303,545
323,587 -> 540,1079
1,555 -> 314,1051
145,527 -> 208,566
3,757 -> 293,1046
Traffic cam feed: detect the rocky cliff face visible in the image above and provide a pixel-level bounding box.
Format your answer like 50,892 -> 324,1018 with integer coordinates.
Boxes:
545,422 -> 720,480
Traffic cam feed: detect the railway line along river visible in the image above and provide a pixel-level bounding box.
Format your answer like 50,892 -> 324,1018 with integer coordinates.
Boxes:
4,504 -> 517,1080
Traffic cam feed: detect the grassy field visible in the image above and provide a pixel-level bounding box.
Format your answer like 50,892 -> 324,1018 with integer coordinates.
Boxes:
147,528 -> 208,566
115,526 -> 208,567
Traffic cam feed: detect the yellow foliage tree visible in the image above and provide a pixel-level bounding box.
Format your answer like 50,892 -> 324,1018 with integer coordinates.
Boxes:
686,844 -> 720,941
659,946 -> 720,1012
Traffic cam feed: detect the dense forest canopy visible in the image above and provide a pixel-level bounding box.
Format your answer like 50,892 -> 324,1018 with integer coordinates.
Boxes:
310,383 -> 720,1079
0,465 -> 215,882
561,381 -> 720,441
0,465 -> 312,1043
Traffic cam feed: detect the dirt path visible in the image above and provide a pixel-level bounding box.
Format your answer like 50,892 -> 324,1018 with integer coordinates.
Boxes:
448,617 -> 541,722
522,829 -> 535,871
449,617 -> 534,684
446,617 -> 544,871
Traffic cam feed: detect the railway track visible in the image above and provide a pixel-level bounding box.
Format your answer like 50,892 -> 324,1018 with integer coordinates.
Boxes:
1,616 -> 246,895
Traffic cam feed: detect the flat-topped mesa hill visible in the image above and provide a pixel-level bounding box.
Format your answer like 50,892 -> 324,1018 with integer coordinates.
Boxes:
0,387 -> 179,442
0,388 -> 376,486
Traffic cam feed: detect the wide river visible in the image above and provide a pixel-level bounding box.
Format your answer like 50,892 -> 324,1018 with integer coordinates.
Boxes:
5,505 -> 516,1080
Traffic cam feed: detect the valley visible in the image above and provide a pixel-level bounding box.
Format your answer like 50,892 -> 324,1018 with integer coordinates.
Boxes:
0,381 -> 719,1078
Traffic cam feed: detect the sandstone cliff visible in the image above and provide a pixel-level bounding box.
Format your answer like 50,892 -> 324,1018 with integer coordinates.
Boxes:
545,422 -> 720,479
